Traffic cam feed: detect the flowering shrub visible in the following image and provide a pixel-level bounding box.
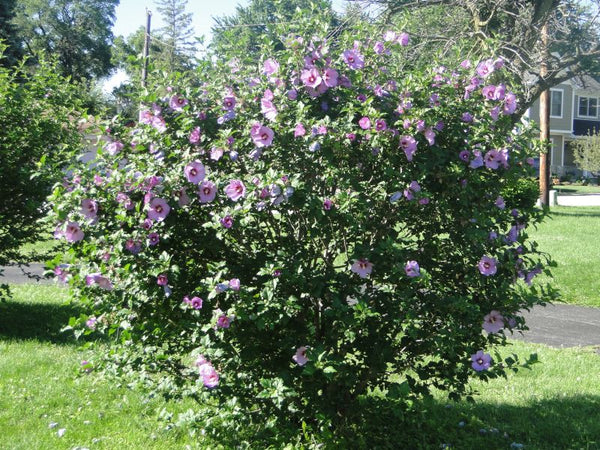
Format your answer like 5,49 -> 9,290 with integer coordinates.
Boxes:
49,20 -> 554,444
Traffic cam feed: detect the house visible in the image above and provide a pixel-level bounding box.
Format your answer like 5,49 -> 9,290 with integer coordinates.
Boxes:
528,75 -> 600,178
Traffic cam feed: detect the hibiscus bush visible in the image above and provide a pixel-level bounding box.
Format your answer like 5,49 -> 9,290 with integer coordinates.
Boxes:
48,17 -> 554,446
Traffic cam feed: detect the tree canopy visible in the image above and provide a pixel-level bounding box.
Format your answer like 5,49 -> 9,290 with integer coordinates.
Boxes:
11,0 -> 119,80
366,0 -> 600,116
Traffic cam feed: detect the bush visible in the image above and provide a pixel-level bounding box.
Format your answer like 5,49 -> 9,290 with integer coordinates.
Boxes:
48,19 -> 554,445
0,45 -> 86,297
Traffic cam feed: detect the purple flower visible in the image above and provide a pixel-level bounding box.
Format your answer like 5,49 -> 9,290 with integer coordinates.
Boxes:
287,89 -> 298,100
484,150 -> 501,169
300,68 -> 322,88
471,350 -> 492,371
85,273 -> 113,290
250,123 -> 274,147
469,151 -> 484,169
323,198 -> 333,210
342,49 -> 365,70
490,106 -> 500,121
151,115 -> 166,132
65,222 -> 84,243
106,141 -> 123,156
459,150 -> 470,162
125,239 -> 141,254
157,274 -> 168,286
220,215 -> 234,228
86,316 -> 97,329
375,119 -> 387,132
322,68 -> 339,87
483,310 -> 504,334
222,96 -> 236,110
397,32 -> 410,46
169,94 -> 188,111
199,363 -> 219,388
147,198 -> 171,221
462,112 -> 473,123
478,256 -> 498,276
261,91 -> 277,121
373,41 -> 385,54
404,260 -> 421,277
503,92 -> 518,115
190,296 -> 203,309
263,58 -> 279,75
359,117 -> 371,130
294,123 -> 306,137
224,179 -> 246,202
229,278 -> 240,291
148,232 -> 160,246
476,59 -> 495,78
184,160 -> 206,184
351,259 -> 373,278
81,199 -> 98,220
400,135 -> 417,161
495,196 -> 506,209
189,126 -> 201,144
217,315 -> 231,329
292,346 -> 309,366
424,128 -> 436,146
210,147 -> 224,161
198,180 -> 217,203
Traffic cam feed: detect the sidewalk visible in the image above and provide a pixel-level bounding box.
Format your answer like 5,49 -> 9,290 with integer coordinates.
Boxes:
556,193 -> 600,206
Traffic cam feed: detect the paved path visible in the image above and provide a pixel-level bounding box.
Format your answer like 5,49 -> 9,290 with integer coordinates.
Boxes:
2,265 -> 599,349
1,263 -> 51,284
556,193 -> 600,206
513,304 -> 600,348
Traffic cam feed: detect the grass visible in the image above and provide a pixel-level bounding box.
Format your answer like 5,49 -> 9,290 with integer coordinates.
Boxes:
530,206 -> 600,306
1,285 -> 600,449
553,184 -> 600,195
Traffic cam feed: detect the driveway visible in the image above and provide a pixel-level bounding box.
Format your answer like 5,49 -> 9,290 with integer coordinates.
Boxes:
556,193 -> 600,206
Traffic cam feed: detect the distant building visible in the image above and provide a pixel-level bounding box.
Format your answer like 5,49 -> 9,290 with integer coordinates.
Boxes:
528,76 -> 600,177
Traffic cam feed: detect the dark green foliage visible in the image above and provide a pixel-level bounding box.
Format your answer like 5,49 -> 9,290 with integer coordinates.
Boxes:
0,46 -> 85,294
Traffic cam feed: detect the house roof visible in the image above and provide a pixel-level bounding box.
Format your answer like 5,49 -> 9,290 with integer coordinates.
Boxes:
569,75 -> 600,94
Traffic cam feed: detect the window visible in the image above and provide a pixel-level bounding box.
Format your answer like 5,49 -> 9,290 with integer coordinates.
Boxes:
550,89 -> 563,118
578,96 -> 598,118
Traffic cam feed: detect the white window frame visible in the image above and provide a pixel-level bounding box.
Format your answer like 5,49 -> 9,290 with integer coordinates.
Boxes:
550,88 -> 564,118
577,95 -> 598,119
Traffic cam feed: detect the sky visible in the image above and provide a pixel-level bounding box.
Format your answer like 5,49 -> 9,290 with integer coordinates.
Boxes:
104,0 -> 348,92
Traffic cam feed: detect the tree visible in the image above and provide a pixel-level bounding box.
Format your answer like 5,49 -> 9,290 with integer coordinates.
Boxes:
11,0 -> 119,80
154,0 -> 196,72
211,0 -> 339,56
359,0 -> 600,117
574,131 -> 600,174
0,0 -> 22,67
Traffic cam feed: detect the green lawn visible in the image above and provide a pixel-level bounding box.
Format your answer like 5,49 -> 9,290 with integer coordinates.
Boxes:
530,206 -> 600,307
553,184 -> 600,195
1,285 -> 599,449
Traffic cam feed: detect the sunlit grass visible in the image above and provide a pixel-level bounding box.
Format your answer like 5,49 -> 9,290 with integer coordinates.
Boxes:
530,206 -> 600,306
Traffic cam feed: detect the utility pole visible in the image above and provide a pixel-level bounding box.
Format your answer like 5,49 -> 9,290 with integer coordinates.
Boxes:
141,9 -> 152,89
539,21 -> 551,206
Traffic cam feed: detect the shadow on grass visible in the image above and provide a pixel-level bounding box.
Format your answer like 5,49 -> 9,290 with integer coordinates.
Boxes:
0,298 -> 83,345
548,208 -> 600,218
338,395 -> 600,449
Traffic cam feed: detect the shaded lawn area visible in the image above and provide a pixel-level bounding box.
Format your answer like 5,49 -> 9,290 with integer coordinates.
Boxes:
1,285 -> 599,449
530,206 -> 600,307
